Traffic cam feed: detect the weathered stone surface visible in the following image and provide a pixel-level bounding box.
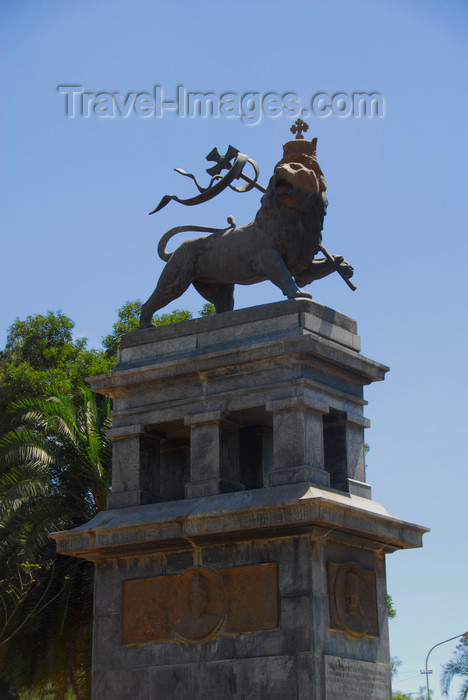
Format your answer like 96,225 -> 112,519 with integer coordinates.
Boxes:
184,414 -> 243,497
52,483 -> 427,560
50,301 -> 427,699
87,300 -> 386,508
128,298 -> 358,350
269,398 -> 329,487
77,517 -> 421,698
92,669 -> 152,700
107,429 -> 160,508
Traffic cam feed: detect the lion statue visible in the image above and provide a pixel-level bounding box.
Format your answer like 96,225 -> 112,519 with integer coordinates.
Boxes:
139,137 -> 353,328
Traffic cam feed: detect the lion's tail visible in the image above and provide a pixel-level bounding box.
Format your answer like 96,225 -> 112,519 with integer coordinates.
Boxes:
158,218 -> 236,261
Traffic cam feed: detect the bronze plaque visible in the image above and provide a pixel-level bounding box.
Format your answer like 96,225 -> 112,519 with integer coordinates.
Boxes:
327,561 -> 379,639
223,563 -> 278,633
122,563 -> 278,645
122,575 -> 171,644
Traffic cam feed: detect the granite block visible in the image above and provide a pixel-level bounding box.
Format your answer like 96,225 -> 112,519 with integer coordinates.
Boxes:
92,669 -> 152,700
150,665 -> 193,700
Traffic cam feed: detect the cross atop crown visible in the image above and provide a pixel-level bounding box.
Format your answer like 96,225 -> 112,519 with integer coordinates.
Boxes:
290,118 -> 309,140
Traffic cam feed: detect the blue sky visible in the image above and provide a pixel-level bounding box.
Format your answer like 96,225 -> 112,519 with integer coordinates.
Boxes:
2,1 -> 468,696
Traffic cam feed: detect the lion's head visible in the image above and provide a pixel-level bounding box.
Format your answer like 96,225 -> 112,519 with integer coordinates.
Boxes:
254,138 -> 327,265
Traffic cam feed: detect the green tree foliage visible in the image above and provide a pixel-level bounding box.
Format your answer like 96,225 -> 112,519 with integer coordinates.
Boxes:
441,634 -> 468,699
0,312 -> 112,437
0,389 -> 112,698
199,302 -> 216,317
391,656 -> 402,679
101,300 -> 193,359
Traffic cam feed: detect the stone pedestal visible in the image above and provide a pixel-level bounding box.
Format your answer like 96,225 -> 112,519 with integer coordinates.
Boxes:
52,300 -> 427,699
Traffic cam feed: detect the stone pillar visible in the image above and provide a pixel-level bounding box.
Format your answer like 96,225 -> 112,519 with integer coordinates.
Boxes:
323,411 -> 371,498
52,300 -> 427,700
184,411 -> 244,498
106,425 -> 161,508
267,397 -> 330,487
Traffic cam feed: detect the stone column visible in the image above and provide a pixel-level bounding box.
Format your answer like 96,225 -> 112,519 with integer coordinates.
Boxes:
106,425 -> 162,508
184,411 -> 244,498
267,397 -> 330,487
322,411 -> 371,498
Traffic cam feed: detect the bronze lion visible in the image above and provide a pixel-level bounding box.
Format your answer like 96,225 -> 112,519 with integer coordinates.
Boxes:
140,137 -> 353,328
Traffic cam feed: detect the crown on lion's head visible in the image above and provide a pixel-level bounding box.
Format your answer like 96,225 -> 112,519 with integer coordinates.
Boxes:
274,136 -> 327,195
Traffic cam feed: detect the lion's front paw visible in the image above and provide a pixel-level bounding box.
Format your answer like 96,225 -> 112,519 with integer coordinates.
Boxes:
293,289 -> 312,300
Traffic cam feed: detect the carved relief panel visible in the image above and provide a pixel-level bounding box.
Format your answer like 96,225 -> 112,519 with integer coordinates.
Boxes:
327,561 -> 379,639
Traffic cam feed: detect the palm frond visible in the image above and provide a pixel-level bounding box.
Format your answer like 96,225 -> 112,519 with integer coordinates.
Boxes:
441,650 -> 468,699
0,473 -> 51,515
0,387 -> 111,697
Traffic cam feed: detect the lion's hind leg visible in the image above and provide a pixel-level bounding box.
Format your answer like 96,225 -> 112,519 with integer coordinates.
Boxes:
192,281 -> 234,314
139,249 -> 197,327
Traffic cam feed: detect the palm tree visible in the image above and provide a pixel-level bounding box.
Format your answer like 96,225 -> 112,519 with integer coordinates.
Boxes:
441,645 -> 468,699
0,388 -> 111,699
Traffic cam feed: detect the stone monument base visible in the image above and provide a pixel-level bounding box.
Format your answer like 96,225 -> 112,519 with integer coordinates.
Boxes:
52,300 -> 427,699
54,482 -> 424,699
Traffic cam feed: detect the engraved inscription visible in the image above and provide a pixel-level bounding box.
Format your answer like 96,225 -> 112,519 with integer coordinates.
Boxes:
324,655 -> 390,700
122,562 -> 278,645
327,561 -> 379,638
